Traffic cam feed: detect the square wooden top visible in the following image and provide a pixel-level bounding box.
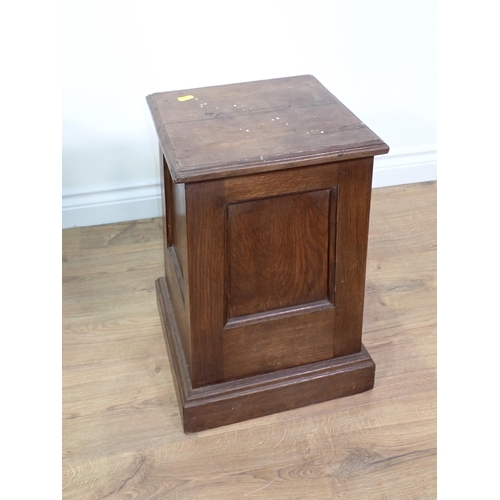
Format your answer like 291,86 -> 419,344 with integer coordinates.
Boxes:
146,75 -> 389,183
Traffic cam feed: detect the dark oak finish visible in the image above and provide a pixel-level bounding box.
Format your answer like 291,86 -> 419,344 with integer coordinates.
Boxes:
334,159 -> 374,356
227,189 -> 330,319
160,148 -> 192,367
185,180 -> 226,388
147,75 -> 389,182
147,75 -> 389,432
223,304 -> 335,380
157,277 -> 375,433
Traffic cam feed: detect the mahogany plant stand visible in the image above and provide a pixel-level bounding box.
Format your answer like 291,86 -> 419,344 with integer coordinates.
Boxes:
146,75 -> 389,433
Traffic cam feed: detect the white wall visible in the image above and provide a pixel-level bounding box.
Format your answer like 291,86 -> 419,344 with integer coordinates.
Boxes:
62,0 -> 436,228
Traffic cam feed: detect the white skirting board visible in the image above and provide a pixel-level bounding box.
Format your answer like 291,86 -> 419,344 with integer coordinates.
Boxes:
62,182 -> 162,229
372,148 -> 437,188
62,148 -> 436,229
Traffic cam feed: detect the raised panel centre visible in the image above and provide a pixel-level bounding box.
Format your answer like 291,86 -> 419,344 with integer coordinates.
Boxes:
227,190 -> 330,319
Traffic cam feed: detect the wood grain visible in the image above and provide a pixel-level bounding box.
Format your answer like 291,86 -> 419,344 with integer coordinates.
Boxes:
158,271 -> 374,432
223,303 -> 334,380
161,153 -> 192,365
150,77 -> 387,410
227,190 -> 330,318
146,75 -> 389,182
169,157 -> 372,387
185,180 -> 226,387
62,181 -> 436,499
333,158 -> 374,357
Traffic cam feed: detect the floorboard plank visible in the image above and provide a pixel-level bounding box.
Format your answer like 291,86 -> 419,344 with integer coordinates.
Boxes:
62,181 -> 436,499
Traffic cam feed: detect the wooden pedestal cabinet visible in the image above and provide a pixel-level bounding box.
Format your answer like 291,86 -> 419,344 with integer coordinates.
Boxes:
146,75 -> 389,433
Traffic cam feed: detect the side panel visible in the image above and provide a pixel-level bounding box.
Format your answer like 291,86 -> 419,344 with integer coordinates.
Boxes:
223,159 -> 373,381
160,147 -> 192,369
227,190 -> 330,319
184,159 -> 373,385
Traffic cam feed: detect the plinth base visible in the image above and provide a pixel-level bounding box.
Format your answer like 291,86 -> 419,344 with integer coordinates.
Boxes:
156,277 -> 375,433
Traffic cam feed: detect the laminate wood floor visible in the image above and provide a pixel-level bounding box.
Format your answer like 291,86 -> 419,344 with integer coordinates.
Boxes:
62,181 -> 436,499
